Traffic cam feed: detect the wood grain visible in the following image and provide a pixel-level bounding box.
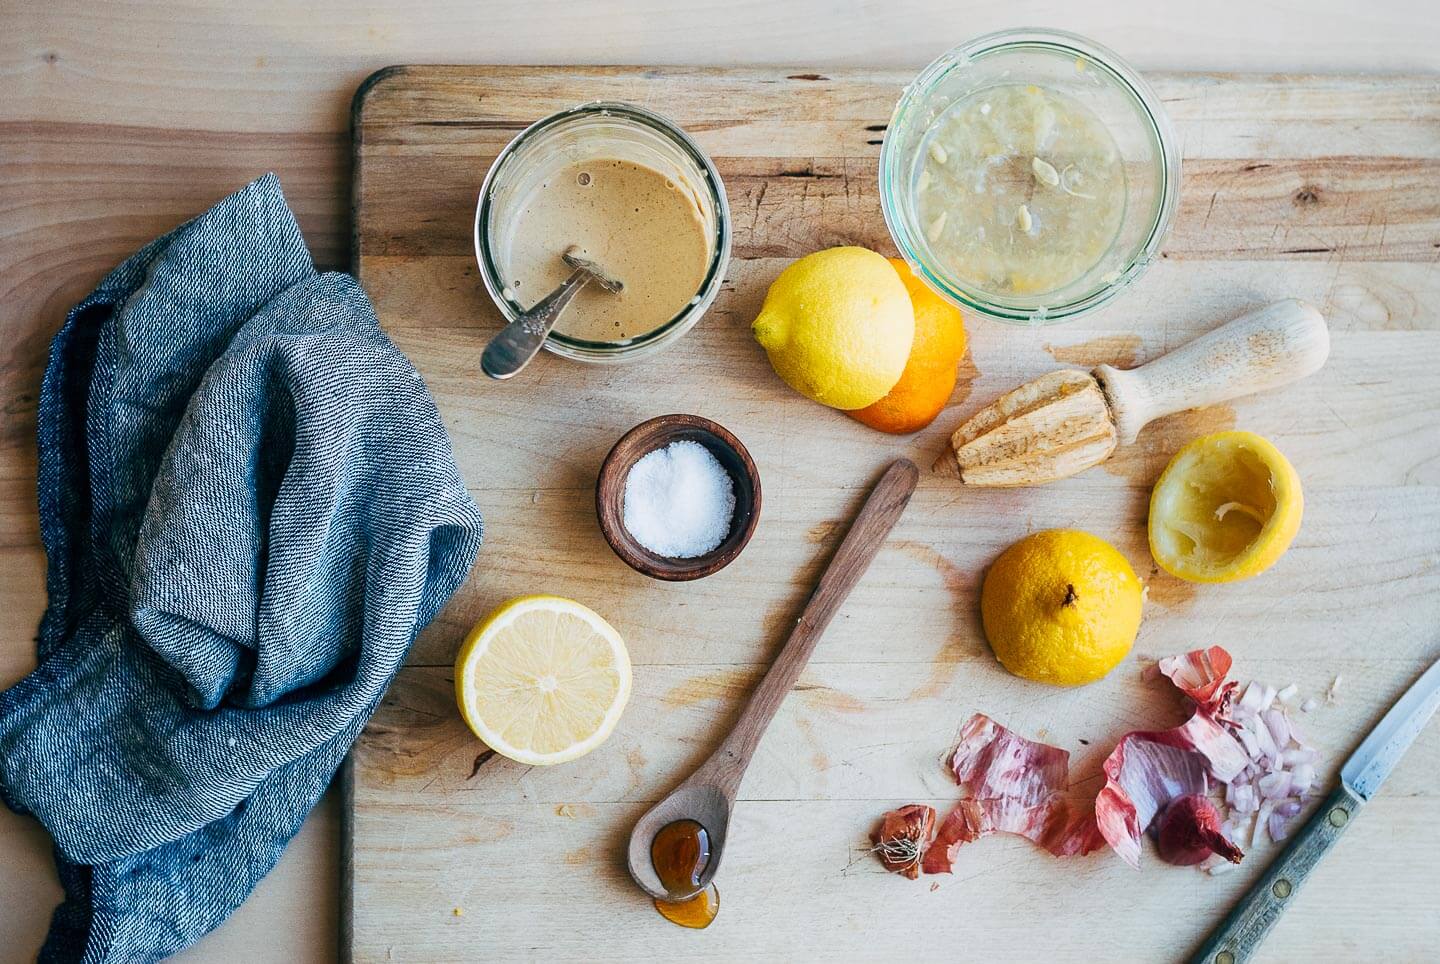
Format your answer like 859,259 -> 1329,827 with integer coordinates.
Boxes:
2,8 -> 1438,963
1190,785 -> 1364,964
348,65 -> 1440,962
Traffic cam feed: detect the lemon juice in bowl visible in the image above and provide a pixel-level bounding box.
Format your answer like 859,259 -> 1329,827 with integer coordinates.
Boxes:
881,29 -> 1180,325
914,82 -> 1128,299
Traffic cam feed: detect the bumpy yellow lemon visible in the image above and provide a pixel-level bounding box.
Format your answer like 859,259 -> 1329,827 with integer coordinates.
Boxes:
455,595 -> 631,766
1149,430 -> 1303,583
751,246 -> 914,410
981,529 -> 1144,687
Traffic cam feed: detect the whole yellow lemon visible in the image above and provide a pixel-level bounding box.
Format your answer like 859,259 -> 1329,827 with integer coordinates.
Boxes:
751,246 -> 914,410
981,529 -> 1144,687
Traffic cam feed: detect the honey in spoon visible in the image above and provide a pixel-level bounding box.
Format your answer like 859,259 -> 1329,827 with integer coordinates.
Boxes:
650,819 -> 719,929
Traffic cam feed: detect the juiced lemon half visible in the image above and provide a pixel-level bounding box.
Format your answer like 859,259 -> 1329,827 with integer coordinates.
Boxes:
455,595 -> 631,766
1149,431 -> 1303,584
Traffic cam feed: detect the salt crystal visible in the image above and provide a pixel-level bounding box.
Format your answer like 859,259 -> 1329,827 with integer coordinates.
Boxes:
622,440 -> 736,559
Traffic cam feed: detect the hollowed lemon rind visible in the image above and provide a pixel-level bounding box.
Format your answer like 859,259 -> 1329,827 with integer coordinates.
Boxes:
1148,430 -> 1303,584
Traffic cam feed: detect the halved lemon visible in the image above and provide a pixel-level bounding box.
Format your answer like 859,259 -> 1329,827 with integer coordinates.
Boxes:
1148,431 -> 1303,583
455,595 -> 631,765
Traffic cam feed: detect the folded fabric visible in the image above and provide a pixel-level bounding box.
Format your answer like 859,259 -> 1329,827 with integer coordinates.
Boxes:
0,174 -> 484,962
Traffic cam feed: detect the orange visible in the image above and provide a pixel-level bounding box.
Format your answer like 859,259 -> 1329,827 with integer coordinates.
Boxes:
848,259 -> 967,434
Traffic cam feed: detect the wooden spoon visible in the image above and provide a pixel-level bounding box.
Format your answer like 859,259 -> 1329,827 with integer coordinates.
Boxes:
625,459 -> 920,902
934,299 -> 1330,486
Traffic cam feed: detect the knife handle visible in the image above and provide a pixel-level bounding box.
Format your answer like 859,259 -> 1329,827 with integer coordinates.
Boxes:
1189,784 -> 1363,964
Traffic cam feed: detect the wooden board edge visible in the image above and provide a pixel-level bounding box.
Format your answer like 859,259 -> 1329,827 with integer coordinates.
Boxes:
343,68 -> 399,958
350,64 -> 413,276
338,752 -> 356,964
338,63 -> 1440,87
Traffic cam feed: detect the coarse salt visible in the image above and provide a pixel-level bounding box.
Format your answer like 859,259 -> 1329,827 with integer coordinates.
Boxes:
622,440 -> 736,559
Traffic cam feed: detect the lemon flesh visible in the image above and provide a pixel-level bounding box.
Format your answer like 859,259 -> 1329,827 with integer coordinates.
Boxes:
752,246 -> 914,410
455,595 -> 631,765
981,529 -> 1143,687
1149,430 -> 1303,583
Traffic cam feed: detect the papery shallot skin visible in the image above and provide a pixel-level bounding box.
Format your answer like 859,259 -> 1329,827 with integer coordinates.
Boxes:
1095,647 -> 1251,868
1158,646 -> 1236,707
871,804 -> 936,879
924,715 -> 1105,874
935,648 -> 1250,871
881,646 -> 1270,876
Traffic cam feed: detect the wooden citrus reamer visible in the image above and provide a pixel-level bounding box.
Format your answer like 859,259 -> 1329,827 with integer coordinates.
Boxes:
934,300 -> 1331,486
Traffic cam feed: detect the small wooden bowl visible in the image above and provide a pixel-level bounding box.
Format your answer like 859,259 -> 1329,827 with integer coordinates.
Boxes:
596,414 -> 761,581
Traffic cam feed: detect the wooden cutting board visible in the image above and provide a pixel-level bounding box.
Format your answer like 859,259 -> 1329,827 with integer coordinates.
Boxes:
347,66 -> 1440,962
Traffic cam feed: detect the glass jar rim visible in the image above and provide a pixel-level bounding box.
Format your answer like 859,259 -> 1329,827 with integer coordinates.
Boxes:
879,28 -> 1181,325
473,101 -> 732,359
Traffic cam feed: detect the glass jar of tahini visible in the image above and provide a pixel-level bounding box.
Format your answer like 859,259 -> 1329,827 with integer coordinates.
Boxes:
475,103 -> 732,363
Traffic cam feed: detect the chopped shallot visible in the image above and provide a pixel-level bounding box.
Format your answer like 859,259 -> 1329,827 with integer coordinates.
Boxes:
1216,667 -> 1327,844
866,646 -> 1327,879
1257,771 -> 1291,800
1290,763 -> 1316,795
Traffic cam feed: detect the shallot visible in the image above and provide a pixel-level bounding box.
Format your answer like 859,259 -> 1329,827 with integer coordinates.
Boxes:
1156,795 -> 1245,866
865,647 -> 1328,880
870,804 -> 936,879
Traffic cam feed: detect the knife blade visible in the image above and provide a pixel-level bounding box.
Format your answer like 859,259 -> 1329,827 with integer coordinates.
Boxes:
1191,653 -> 1440,964
1341,655 -> 1440,800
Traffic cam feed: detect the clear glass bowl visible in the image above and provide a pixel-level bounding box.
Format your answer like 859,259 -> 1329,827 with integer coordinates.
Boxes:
474,102 -> 731,362
880,28 -> 1180,325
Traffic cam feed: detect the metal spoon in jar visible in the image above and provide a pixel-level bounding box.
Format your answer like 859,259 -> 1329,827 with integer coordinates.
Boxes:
480,245 -> 624,380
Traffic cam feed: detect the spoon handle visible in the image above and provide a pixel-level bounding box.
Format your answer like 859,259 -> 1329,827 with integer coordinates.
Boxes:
481,267 -> 590,380
693,459 -> 920,800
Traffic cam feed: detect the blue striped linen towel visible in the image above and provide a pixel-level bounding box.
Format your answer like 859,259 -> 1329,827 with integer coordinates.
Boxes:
0,174 -> 483,962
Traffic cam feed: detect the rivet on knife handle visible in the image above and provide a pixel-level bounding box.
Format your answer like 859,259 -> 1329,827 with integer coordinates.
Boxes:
1188,784 -> 1362,964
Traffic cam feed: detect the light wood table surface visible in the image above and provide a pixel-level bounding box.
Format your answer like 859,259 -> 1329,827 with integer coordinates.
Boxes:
2,3 -> 1437,961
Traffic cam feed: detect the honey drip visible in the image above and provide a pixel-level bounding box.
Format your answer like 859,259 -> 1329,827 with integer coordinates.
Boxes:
650,818 -> 719,929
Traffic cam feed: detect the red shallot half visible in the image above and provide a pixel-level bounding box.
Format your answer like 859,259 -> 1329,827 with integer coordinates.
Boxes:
1156,794 -> 1245,866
